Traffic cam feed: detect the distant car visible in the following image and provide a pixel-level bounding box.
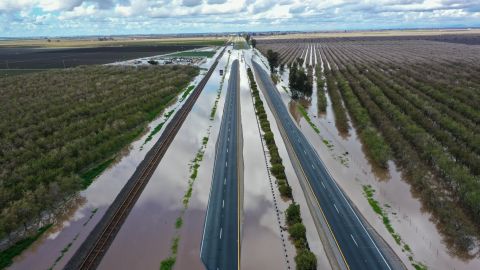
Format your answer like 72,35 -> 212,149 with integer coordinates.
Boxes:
219,69 -> 223,75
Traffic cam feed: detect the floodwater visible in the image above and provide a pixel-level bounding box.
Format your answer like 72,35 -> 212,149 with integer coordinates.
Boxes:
8,48 -> 224,270
240,50 -> 296,270
272,46 -> 480,270
251,51 -> 333,270
97,48 -> 232,270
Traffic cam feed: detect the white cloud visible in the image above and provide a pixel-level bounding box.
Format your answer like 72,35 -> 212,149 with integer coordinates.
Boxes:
59,3 -> 97,19
1,0 -> 480,36
39,0 -> 83,12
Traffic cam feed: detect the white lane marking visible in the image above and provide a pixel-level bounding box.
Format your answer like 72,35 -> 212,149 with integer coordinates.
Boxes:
226,161 -> 228,167
330,166 -> 393,269
226,148 -> 228,153
220,228 -> 223,239
304,150 -> 306,154
311,164 -> 315,169
222,200 -> 225,208
224,178 -> 226,185
321,181 -> 326,189
351,234 -> 358,247
334,204 -> 339,214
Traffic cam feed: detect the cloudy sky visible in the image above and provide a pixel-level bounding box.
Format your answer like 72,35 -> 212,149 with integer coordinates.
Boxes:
1,0 -> 479,37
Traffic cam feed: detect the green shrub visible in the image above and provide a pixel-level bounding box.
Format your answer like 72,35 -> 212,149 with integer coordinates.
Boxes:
279,184 -> 292,198
295,250 -> 317,270
289,223 -> 306,242
286,203 -> 302,225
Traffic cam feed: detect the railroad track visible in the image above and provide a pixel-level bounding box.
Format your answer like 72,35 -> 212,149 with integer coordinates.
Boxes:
64,47 -> 226,270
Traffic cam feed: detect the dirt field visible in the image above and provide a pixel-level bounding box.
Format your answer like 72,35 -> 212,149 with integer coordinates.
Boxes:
0,45 -> 209,69
256,28 -> 480,44
0,37 -> 227,48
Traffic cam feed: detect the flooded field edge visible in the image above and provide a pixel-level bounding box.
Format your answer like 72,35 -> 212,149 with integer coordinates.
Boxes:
8,47 -> 225,270
255,44 -> 480,270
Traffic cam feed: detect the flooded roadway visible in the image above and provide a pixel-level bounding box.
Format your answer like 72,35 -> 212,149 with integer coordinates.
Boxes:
7,48 -> 225,270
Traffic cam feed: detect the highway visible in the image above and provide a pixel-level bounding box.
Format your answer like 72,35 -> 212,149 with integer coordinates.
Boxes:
201,59 -> 241,270
252,60 -> 400,270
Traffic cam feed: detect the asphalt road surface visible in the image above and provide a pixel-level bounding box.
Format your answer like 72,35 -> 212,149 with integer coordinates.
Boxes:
201,59 -> 240,270
252,60 -> 399,270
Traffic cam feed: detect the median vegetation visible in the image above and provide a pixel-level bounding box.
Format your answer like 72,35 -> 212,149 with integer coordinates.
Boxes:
0,65 -> 198,251
248,67 -> 316,269
248,68 -> 292,199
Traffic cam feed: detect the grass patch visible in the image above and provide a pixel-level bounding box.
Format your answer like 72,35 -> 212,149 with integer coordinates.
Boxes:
159,257 -> 176,270
297,104 -> 320,134
0,224 -> 52,269
83,208 -> 99,226
168,51 -> 216,58
80,158 -> 114,189
363,185 -> 427,269
48,233 -> 80,270
180,85 -> 195,102
175,217 -> 183,230
412,262 -> 428,270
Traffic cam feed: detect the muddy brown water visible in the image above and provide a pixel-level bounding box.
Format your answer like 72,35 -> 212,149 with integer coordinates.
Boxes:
239,50 -> 296,270
276,50 -> 480,269
96,50 -> 231,270
8,49 -> 225,270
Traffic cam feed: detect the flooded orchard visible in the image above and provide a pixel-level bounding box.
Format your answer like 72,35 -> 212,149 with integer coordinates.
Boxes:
7,48 -> 225,270
268,43 -> 480,270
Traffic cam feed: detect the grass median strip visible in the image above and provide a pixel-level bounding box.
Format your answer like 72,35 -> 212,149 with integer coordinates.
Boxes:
248,67 -> 317,269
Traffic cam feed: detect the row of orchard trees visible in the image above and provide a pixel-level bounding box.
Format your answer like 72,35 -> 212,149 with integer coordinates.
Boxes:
257,39 -> 480,255
322,43 -> 480,255
0,65 -> 198,243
